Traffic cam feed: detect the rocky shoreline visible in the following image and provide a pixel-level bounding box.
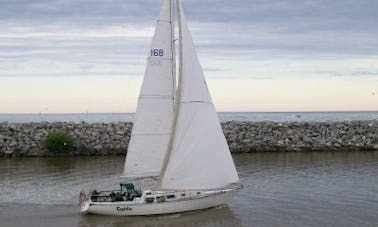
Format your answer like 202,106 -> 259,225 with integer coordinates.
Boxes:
0,120 -> 377,157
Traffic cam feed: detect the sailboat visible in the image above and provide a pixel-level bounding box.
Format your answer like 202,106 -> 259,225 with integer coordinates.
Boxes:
79,0 -> 241,216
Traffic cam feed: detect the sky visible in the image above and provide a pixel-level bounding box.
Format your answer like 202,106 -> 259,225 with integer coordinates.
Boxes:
0,0 -> 377,113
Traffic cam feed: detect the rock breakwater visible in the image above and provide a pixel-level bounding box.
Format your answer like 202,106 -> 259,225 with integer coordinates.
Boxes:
0,121 -> 377,157
223,121 -> 378,152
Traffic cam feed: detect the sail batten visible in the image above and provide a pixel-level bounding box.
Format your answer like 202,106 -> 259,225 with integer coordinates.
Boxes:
139,95 -> 173,99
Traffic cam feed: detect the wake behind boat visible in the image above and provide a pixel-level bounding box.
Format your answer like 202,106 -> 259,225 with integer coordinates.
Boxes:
79,0 -> 241,216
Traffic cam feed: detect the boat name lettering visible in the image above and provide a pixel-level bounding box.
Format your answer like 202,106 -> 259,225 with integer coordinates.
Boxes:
116,206 -> 132,212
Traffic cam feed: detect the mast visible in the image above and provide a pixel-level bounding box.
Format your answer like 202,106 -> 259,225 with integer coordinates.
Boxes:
170,0 -> 176,105
157,0 -> 183,189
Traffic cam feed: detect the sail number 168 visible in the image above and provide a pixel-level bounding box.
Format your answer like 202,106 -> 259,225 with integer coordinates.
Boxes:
151,49 -> 164,57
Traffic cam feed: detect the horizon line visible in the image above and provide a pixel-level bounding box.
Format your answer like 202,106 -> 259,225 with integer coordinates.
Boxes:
1,110 -> 378,115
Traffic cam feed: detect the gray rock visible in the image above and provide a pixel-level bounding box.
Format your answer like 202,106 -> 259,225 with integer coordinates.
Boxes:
0,120 -> 377,157
4,150 -> 13,154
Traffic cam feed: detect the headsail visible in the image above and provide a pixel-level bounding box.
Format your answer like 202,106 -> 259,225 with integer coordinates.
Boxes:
158,0 -> 240,190
122,0 -> 175,179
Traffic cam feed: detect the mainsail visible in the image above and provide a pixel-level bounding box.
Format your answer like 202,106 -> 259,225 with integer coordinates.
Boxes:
158,0 -> 240,190
122,0 -> 175,178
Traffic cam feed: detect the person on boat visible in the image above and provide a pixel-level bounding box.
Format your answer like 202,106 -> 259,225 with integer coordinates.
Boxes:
109,191 -> 116,197
90,189 -> 99,202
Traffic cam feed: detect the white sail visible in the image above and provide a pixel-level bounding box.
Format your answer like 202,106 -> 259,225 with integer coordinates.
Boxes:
81,1 -> 241,216
122,0 -> 175,179
158,0 -> 240,190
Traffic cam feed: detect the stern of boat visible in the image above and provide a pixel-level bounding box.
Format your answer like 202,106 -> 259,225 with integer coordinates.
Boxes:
79,191 -> 90,213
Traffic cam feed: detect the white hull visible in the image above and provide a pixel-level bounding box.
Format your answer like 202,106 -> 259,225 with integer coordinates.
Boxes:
80,188 -> 239,216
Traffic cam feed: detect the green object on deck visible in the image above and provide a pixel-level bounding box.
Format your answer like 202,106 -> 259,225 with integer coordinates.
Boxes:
121,183 -> 135,190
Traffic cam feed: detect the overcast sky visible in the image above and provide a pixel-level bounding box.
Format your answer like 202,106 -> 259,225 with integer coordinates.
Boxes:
1,0 -> 377,113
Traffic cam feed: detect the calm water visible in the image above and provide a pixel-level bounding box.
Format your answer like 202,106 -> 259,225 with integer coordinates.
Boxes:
1,152 -> 377,227
0,111 -> 378,123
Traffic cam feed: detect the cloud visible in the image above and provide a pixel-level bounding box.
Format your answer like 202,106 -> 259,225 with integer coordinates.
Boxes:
203,67 -> 230,72
0,0 -> 378,78
322,69 -> 378,78
0,25 -> 154,39
1,0 -> 378,113
0,0 -> 159,25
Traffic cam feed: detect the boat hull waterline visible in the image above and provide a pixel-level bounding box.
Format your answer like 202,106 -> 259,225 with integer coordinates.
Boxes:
80,188 -> 239,216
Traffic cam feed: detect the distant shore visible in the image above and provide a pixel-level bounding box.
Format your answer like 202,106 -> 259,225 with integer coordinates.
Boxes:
1,111 -> 378,123
1,120 -> 377,157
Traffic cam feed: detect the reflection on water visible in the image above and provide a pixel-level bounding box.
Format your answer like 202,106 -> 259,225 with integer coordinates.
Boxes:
1,152 -> 378,226
79,205 -> 241,227
0,204 -> 240,227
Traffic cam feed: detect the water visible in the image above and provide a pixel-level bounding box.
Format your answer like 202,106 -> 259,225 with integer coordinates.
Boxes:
0,111 -> 377,123
1,152 -> 377,227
